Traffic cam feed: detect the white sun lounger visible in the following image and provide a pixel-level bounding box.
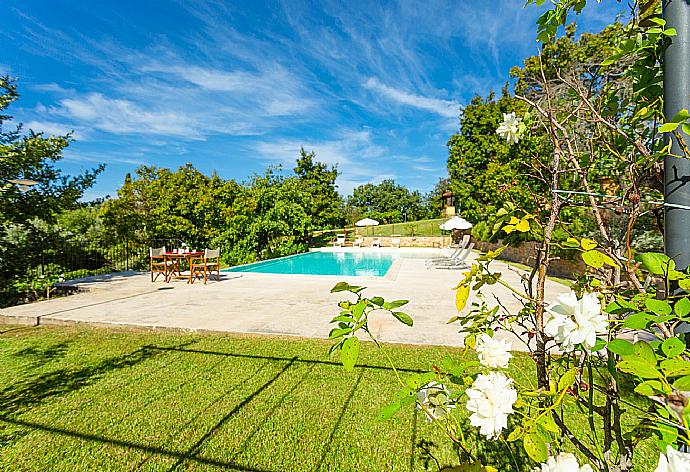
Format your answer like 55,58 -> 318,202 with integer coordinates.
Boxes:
431,243 -> 475,269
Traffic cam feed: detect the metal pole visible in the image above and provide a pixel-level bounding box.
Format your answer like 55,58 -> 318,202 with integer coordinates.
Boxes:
664,0 -> 690,270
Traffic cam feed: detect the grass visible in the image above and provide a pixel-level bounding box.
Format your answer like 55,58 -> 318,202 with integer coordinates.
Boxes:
0,324 -> 657,471
315,218 -> 448,239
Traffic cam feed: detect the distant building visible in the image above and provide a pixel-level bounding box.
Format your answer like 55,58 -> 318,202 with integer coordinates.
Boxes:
441,190 -> 456,217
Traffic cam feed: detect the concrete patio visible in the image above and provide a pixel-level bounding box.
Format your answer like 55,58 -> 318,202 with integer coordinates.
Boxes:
0,251 -> 569,350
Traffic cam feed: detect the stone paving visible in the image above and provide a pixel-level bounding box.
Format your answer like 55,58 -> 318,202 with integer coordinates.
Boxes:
0,249 -> 569,350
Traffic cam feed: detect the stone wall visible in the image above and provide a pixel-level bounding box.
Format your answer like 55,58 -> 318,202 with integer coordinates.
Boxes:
472,239 -> 583,280
355,236 -> 580,279
360,236 -> 448,248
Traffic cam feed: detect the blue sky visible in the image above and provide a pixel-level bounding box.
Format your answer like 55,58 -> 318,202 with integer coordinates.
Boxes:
1,0 -> 624,199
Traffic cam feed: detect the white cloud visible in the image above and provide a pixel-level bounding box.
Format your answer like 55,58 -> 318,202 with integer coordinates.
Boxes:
363,77 -> 461,118
22,120 -> 86,140
250,129 -> 393,195
53,93 -> 202,139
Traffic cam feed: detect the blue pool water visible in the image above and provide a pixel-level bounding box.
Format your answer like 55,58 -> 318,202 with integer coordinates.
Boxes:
223,251 -> 395,276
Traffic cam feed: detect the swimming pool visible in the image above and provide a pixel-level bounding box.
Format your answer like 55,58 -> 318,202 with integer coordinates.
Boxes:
223,251 -> 396,276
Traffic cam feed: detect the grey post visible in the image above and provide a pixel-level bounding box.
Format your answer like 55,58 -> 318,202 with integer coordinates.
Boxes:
664,0 -> 690,270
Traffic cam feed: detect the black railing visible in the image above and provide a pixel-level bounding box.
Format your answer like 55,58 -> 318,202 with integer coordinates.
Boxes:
26,237 -> 190,282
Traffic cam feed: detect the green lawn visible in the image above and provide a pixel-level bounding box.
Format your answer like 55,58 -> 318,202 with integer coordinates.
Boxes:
0,325 -> 656,471
316,218 -> 448,240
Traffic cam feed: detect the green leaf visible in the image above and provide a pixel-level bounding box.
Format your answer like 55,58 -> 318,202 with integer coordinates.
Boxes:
683,123 -> 690,136
580,238 -> 598,250
515,219 -> 530,232
370,296 -> 384,306
632,341 -> 658,365
385,299 -> 409,310
592,338 -> 607,351
635,380 -> 664,396
605,298 -> 636,314
676,298 -> 690,317
352,300 -> 367,320
406,372 -> 436,389
582,250 -> 610,268
608,338 -> 635,356
523,433 -> 548,462
673,375 -> 690,390
639,253 -> 674,275
330,315 -> 354,323
623,312 -> 656,329
662,337 -> 686,358
646,299 -> 672,316
391,311 -> 413,327
506,426 -> 525,442
558,368 -> 578,392
660,358 -> 690,377
331,282 -> 353,293
659,122 -> 680,133
671,109 -> 690,123
378,401 -> 402,420
537,414 -> 560,434
329,327 -> 352,339
563,237 -> 580,248
340,336 -> 359,371
456,285 -> 470,312
617,360 -> 662,379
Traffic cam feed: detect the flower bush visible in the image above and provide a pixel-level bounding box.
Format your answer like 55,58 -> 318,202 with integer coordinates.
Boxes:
324,1 -> 690,471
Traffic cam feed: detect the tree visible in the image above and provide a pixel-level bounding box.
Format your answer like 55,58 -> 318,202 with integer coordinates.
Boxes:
294,147 -> 344,229
447,89 -> 549,223
346,179 -> 430,224
101,164 -> 242,247
0,76 -> 102,226
0,76 -> 103,306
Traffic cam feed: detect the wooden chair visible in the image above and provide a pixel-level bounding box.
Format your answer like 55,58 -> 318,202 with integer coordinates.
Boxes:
189,248 -> 220,284
149,246 -> 168,282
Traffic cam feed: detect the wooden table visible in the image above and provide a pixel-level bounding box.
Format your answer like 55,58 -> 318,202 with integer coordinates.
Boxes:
164,251 -> 203,283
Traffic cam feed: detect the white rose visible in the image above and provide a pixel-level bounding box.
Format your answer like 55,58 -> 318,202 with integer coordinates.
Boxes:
476,333 -> 512,368
533,452 -> 593,471
545,291 -> 607,352
496,112 -> 523,144
655,445 -> 690,472
465,371 -> 517,439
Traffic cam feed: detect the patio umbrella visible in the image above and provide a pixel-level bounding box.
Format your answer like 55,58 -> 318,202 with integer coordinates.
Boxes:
355,218 -> 379,236
439,216 -> 473,231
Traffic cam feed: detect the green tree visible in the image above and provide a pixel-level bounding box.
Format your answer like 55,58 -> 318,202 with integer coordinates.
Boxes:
447,90 -> 549,224
294,147 -> 344,229
101,164 -> 241,248
0,76 -> 103,306
0,76 -> 102,226
346,179 -> 429,224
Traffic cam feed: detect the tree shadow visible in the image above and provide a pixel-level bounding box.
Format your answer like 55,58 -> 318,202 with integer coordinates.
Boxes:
0,343 -> 436,471
12,341 -> 70,368
166,357 -> 298,471
0,340 -> 197,418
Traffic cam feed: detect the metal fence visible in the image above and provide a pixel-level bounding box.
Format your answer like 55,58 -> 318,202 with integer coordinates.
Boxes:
26,237 -> 185,282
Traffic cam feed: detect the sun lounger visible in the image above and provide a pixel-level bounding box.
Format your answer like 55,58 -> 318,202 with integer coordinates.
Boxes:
430,243 -> 475,269
391,237 -> 401,248
371,237 -> 382,248
353,236 -> 364,247
426,235 -> 471,265
333,235 -> 345,247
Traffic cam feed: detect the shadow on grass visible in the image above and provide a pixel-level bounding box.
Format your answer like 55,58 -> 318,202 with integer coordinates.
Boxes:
12,341 -> 70,368
1,342 -> 529,471
0,340 -> 197,417
413,415 -> 533,472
